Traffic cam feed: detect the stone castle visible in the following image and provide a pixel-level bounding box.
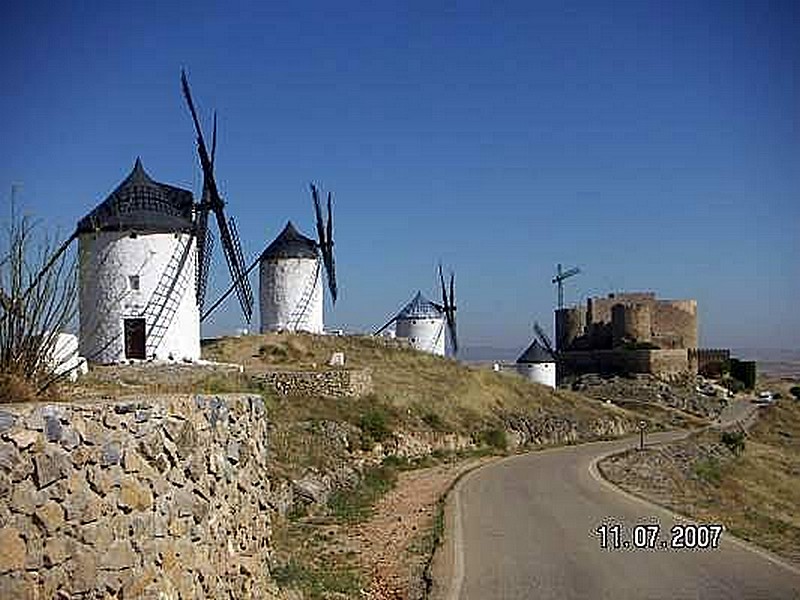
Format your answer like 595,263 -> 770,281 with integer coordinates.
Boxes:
555,292 -> 703,379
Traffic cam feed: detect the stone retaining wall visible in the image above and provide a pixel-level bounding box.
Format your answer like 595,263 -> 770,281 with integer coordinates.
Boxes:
0,395 -> 280,599
255,369 -> 372,398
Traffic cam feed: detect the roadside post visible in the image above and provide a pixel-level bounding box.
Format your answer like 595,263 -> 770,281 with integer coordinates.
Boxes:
638,420 -> 647,451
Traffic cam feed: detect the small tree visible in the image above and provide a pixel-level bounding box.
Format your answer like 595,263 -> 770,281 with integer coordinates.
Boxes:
720,431 -> 746,456
0,203 -> 77,402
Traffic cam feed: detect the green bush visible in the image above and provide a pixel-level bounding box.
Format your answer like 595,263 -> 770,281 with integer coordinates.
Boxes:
357,408 -> 393,449
693,457 -> 722,485
479,427 -> 508,451
328,465 -> 397,522
720,431 -> 746,456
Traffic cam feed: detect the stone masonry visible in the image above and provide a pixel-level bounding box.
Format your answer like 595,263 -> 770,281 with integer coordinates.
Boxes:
255,369 -> 373,398
0,395 -> 281,599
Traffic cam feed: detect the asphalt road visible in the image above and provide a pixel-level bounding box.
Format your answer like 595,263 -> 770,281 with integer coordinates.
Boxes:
437,409 -> 800,600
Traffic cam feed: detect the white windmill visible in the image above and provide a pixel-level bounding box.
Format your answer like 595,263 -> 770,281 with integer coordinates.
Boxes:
32,71 -> 254,364
375,265 -> 458,357
258,185 -> 337,333
514,322 -> 559,388
203,184 -> 339,335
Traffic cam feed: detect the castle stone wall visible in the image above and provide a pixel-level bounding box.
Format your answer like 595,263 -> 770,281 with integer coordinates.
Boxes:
561,349 -> 690,379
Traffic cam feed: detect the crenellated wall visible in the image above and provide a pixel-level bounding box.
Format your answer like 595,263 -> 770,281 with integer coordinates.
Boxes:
0,395 -> 281,599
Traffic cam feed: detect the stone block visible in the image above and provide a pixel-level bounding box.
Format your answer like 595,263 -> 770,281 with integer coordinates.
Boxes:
43,537 -> 68,567
33,447 -> 69,489
80,521 -> 113,548
0,411 -> 15,433
44,415 -> 62,442
118,475 -> 153,512
59,426 -> 81,450
69,549 -> 97,593
34,500 -> 64,534
0,527 -> 26,573
101,440 -> 122,467
64,488 -> 104,524
10,480 -> 37,515
7,429 -> 39,450
101,540 -> 137,570
1,442 -> 33,482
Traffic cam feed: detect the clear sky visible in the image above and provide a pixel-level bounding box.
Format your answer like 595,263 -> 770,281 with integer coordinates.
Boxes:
1,0 -> 798,352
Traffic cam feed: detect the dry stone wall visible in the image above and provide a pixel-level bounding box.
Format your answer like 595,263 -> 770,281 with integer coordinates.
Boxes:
255,368 -> 372,398
0,395 -> 281,599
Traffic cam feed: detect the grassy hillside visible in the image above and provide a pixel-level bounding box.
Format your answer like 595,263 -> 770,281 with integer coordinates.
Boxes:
202,332 -> 634,436
600,376 -> 800,563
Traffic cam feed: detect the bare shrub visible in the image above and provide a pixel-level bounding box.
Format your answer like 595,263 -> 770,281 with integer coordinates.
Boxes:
0,202 -> 78,402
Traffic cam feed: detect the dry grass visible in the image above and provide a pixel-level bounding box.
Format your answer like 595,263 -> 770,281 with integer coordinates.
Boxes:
202,332 -> 623,437
601,375 -> 800,564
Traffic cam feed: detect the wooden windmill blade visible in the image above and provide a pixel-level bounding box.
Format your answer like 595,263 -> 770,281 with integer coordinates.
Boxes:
437,263 -> 458,354
181,70 -> 254,322
534,321 -> 557,360
310,183 -> 338,304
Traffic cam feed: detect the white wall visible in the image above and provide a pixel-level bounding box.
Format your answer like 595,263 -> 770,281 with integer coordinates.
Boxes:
395,317 -> 446,356
259,257 -> 324,334
516,362 -> 557,388
78,231 -> 200,364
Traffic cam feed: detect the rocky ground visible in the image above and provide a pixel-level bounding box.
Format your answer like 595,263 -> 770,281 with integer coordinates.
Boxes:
570,373 -> 728,420
599,385 -> 800,565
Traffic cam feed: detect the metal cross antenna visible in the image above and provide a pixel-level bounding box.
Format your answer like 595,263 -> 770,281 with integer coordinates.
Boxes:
552,263 -> 581,309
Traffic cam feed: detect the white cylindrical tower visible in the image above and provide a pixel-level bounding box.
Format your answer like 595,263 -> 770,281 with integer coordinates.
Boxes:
515,340 -> 557,388
394,291 -> 446,356
259,222 -> 323,334
77,158 -> 200,364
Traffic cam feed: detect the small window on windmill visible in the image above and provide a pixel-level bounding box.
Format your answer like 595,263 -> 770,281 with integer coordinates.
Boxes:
128,275 -> 140,291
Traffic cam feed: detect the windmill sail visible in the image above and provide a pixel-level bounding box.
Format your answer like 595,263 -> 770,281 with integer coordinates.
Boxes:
310,184 -> 337,304
438,264 -> 458,354
181,70 -> 254,322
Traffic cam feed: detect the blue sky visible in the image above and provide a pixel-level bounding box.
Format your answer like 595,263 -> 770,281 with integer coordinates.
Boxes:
1,0 -> 798,352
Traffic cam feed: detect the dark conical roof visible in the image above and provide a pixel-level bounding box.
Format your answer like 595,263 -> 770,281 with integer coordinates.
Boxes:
77,158 -> 195,234
516,339 -> 555,364
397,291 -> 442,319
260,221 -> 318,260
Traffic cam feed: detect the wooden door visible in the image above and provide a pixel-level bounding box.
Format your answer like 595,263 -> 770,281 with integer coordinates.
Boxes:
123,318 -> 146,359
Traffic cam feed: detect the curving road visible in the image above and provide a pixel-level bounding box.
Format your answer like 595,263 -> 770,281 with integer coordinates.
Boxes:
432,421 -> 800,599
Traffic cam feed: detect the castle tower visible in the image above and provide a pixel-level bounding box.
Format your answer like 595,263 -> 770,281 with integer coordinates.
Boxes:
555,306 -> 586,351
612,303 -> 652,346
259,221 -> 324,333
77,158 -> 200,364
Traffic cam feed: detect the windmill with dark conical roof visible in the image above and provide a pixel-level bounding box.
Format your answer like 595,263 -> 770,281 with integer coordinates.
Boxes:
515,335 -> 556,388
76,157 -> 203,363
31,71 -> 254,364
257,184 -> 338,333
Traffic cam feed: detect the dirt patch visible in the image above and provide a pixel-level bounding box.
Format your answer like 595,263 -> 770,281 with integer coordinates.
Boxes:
272,456 -> 493,599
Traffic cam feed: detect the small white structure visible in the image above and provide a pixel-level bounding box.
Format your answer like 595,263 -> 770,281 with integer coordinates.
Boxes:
259,222 -> 323,334
46,333 -> 88,382
394,291 -> 446,356
77,159 -> 200,364
515,340 -> 556,388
